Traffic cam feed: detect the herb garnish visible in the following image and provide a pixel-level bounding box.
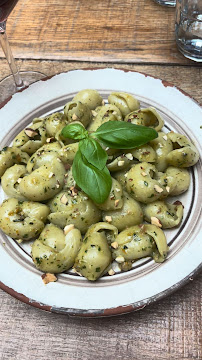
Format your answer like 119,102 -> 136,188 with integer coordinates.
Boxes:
61,121 -> 157,203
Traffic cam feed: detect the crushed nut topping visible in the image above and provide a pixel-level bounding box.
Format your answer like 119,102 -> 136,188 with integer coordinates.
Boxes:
108,269 -> 115,276
166,186 -> 170,193
46,137 -> 54,143
105,216 -> 112,223
60,193 -> 69,204
42,273 -> 57,285
48,172 -> 55,178
70,186 -> 78,196
118,160 -> 125,167
17,178 -> 22,184
24,128 -> 39,138
115,199 -> 120,207
125,153 -> 133,160
72,113 -> 78,121
151,216 -> 162,228
141,171 -> 147,177
115,255 -> 125,263
111,241 -> 118,249
64,224 -> 75,235
154,184 -> 164,193
163,135 -> 168,141
91,110 -> 98,117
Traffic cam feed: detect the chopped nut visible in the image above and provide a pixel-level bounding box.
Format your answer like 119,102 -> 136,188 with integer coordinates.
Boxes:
105,147 -> 109,151
92,110 -> 98,117
16,239 -> 23,244
141,171 -> 147,177
72,268 -> 82,276
124,173 -> 128,178
108,269 -> 115,276
64,224 -> 75,235
166,186 -> 170,193
42,273 -> 57,285
60,194 -> 69,204
56,181 -> 60,189
24,128 -> 39,138
111,241 -> 118,249
57,158 -> 62,162
159,143 -> 163,148
115,255 -> 125,263
118,160 -> 125,167
72,113 -> 78,121
154,184 -> 164,193
70,186 -> 78,196
151,216 -> 162,228
46,137 -> 54,143
48,172 -> 55,178
162,135 -> 168,141
105,216 -> 112,223
115,188 -> 121,192
115,199 -> 119,207
125,153 -> 133,160
17,178 -> 22,184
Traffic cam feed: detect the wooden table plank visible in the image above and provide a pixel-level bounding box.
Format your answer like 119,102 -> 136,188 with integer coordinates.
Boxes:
0,0 -> 196,64
0,60 -> 201,360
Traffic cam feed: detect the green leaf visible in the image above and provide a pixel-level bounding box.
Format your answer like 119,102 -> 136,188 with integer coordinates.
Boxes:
61,123 -> 88,140
79,138 -> 108,170
72,150 -> 112,203
92,120 -> 158,149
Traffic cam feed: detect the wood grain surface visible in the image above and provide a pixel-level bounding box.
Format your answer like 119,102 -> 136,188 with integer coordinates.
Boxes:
0,0 -> 197,64
0,60 -> 201,360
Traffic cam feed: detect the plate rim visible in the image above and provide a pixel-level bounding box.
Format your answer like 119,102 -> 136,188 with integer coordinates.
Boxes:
0,67 -> 201,317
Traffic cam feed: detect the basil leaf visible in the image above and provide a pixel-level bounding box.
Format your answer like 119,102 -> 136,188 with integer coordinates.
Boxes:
79,138 -> 107,170
61,123 -> 88,140
72,150 -> 112,203
92,121 -> 158,149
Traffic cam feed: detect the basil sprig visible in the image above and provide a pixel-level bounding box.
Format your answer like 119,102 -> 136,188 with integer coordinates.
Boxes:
62,121 -> 158,203
72,150 -> 112,204
92,121 -> 158,149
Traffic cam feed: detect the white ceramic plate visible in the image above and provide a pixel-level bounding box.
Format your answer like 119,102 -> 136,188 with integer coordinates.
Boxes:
0,69 -> 201,317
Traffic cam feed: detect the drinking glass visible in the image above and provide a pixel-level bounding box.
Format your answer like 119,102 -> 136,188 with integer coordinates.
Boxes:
0,0 -> 45,103
175,0 -> 202,61
153,0 -> 176,7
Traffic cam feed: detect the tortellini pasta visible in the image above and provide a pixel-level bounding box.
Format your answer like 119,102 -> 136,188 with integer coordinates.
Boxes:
45,112 -> 67,137
13,121 -> 47,155
125,107 -> 164,132
126,162 -> 163,203
102,191 -> 143,231
48,189 -> 101,233
108,92 -> 140,117
87,104 -> 122,132
19,158 -> 66,201
0,198 -> 49,240
74,223 -> 117,280
31,224 -> 82,273
166,132 -> 199,167
142,200 -> 183,228
0,146 -> 29,177
73,89 -> 103,110
64,101 -> 92,127
1,164 -> 27,200
112,224 -> 168,265
0,89 -> 199,281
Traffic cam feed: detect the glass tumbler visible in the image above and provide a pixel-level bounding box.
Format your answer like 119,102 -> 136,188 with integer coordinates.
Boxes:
175,0 -> 202,61
153,0 -> 176,7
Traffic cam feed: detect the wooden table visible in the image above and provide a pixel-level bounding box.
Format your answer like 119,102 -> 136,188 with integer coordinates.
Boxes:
0,1 -> 201,359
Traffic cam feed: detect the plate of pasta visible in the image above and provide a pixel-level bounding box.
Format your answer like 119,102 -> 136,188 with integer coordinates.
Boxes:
0,68 -> 201,316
